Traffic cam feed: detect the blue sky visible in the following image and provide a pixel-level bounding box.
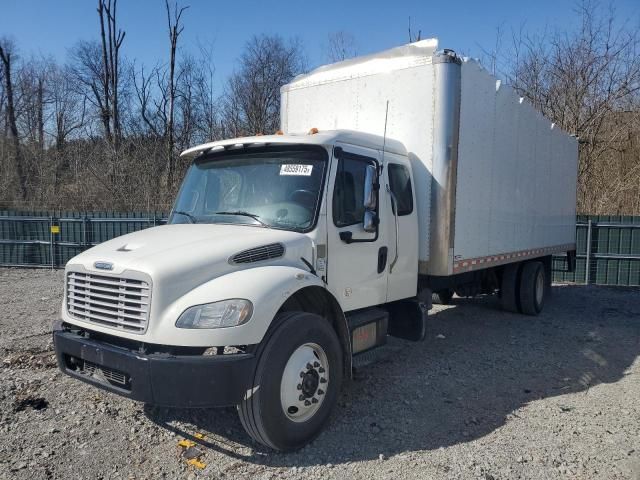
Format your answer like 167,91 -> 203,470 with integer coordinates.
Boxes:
2,0 -> 639,91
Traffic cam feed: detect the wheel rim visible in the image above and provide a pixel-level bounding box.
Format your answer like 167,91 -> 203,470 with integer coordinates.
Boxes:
535,268 -> 545,306
280,342 -> 329,423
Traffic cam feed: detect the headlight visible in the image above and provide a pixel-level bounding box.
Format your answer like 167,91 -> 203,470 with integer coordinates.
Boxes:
176,299 -> 253,329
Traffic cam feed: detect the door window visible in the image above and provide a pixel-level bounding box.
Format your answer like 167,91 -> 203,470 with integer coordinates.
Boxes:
333,155 -> 374,227
388,163 -> 413,216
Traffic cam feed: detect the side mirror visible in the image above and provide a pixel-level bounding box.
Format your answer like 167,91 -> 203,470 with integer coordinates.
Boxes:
363,165 -> 378,210
363,210 -> 378,233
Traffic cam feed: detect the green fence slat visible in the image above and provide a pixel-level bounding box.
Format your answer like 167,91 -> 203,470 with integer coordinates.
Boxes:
609,227 -> 620,254
620,228 -> 632,255
576,225 -> 587,254
605,259 -> 617,285
597,227 -> 608,255
630,261 -> 640,286
632,229 -> 640,255
618,259 -> 630,286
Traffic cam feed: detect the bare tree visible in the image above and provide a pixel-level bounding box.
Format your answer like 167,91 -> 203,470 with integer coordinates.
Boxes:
326,31 -> 357,62
0,39 -> 26,200
224,35 -> 305,136
132,1 -> 190,194
97,0 -> 125,146
506,1 -> 640,213
49,64 -> 87,187
132,63 -> 162,137
193,41 -> 221,144
16,58 -> 51,149
70,41 -> 109,136
97,1 -> 111,141
164,0 -> 189,189
478,24 -> 507,77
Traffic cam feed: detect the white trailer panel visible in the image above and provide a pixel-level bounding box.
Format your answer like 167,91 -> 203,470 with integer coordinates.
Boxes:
282,39 -> 577,277
452,60 -> 577,273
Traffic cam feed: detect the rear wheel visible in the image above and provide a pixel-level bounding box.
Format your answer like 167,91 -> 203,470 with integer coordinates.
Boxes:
501,262 -> 521,313
237,312 -> 343,451
519,261 -> 546,315
432,289 -> 454,305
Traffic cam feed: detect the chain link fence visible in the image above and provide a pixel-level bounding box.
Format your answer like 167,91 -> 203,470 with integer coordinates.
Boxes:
553,215 -> 640,286
1,211 -> 639,286
0,211 -> 167,268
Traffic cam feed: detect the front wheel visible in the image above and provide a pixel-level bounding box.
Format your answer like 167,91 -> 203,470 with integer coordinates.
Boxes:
237,312 -> 343,451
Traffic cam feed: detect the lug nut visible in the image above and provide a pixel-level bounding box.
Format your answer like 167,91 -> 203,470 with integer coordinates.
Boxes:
318,367 -> 325,373
313,361 -> 320,367
304,400 -> 311,406
317,389 -> 324,395
299,394 -> 305,401
306,363 -> 313,370
299,371 -> 305,378
320,378 -> 327,383
312,397 -> 319,404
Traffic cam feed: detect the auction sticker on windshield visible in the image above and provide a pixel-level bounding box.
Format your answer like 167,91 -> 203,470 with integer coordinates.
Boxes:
280,164 -> 313,176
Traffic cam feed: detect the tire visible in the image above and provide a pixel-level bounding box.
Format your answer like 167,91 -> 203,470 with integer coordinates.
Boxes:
542,255 -> 553,299
432,289 -> 454,305
519,261 -> 546,315
501,262 -> 521,313
237,312 -> 343,451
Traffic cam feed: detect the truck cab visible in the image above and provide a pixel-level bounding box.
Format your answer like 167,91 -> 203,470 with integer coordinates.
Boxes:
54,130 -> 424,451
173,130 -> 418,311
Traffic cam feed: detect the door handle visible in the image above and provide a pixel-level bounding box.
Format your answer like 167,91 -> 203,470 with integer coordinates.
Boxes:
378,246 -> 388,274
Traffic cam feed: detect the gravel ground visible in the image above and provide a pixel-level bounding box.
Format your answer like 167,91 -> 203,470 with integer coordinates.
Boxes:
0,268 -> 638,480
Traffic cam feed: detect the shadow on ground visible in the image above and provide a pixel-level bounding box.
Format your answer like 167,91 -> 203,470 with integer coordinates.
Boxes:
143,284 -> 640,466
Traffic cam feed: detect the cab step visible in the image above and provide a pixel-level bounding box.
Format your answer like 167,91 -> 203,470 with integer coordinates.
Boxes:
352,338 -> 403,370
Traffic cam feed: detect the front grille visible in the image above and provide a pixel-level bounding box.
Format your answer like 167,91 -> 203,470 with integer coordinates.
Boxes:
230,243 -> 285,264
66,355 -> 131,389
66,272 -> 150,334
82,359 -> 128,386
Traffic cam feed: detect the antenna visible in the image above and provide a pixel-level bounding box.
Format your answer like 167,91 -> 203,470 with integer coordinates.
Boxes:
381,100 -> 399,274
381,100 -> 389,167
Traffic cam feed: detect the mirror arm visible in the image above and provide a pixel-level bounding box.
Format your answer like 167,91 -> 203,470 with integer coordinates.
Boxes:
339,231 -> 353,244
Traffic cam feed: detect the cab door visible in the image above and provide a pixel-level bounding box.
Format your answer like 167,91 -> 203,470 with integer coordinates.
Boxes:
326,143 -> 388,312
382,153 -> 419,302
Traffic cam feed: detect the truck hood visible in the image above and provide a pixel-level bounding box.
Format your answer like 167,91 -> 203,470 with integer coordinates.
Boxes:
66,223 -> 313,296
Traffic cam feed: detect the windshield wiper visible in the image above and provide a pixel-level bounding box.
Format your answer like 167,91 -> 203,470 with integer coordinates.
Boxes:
215,211 -> 270,228
173,210 -> 197,224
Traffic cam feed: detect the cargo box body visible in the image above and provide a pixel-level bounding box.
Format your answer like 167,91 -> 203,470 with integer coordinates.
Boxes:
281,39 -> 577,277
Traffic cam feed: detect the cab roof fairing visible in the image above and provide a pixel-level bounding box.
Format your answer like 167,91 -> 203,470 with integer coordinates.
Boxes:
179,130 -> 408,161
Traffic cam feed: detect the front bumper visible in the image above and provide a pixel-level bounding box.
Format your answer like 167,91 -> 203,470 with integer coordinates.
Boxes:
53,322 -> 256,408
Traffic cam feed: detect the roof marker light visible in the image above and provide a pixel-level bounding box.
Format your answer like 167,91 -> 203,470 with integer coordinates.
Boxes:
308,127 -> 319,135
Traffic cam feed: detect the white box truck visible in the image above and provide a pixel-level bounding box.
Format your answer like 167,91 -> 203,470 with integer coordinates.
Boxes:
54,39 -> 578,451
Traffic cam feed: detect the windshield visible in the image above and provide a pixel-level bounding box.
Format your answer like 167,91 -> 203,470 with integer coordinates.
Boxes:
169,146 -> 328,232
